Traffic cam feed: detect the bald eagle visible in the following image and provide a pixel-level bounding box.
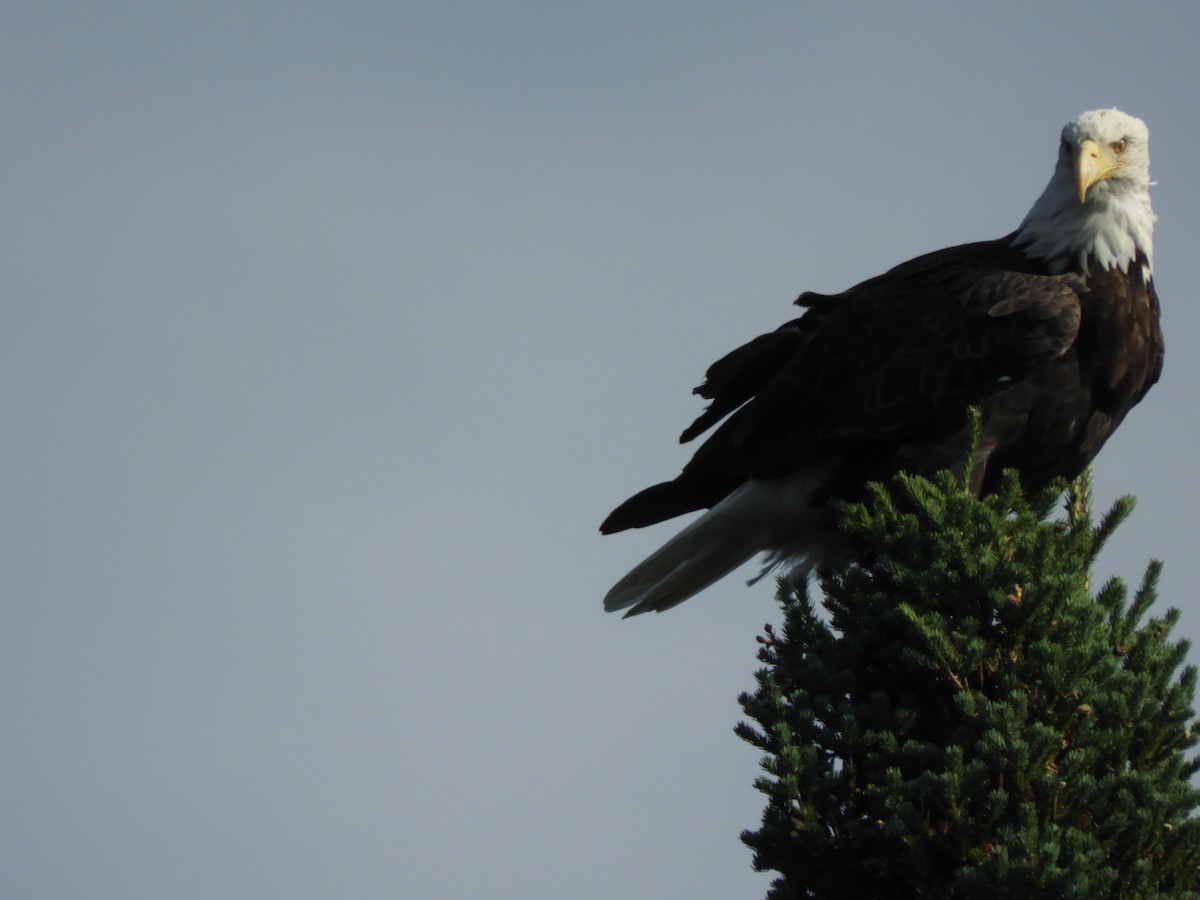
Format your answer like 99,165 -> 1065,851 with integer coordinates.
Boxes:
601,108 -> 1162,617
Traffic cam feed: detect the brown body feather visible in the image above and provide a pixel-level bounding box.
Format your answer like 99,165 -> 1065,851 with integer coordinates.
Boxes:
601,233 -> 1162,537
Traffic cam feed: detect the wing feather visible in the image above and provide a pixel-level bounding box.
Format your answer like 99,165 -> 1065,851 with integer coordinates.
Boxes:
677,243 -> 1084,482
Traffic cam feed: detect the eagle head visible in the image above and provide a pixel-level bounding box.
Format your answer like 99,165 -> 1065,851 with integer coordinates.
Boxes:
1015,108 -> 1155,278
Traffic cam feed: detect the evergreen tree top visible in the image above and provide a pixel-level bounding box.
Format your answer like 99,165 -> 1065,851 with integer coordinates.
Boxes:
737,468 -> 1200,899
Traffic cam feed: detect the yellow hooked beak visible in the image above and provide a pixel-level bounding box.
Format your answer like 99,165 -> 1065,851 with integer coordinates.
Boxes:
1075,138 -> 1125,202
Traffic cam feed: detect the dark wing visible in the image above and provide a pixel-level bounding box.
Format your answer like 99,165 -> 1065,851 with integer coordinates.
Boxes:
601,239 -> 1083,534
1058,261 -> 1163,463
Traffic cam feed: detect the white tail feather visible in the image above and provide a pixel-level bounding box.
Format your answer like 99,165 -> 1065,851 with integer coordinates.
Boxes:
603,506 -> 763,616
604,473 -> 832,616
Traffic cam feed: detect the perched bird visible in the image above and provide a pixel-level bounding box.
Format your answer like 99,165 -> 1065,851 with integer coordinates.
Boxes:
601,108 -> 1162,617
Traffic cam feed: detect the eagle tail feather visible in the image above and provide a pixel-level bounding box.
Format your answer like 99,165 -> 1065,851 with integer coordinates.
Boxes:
603,472 -> 833,616
603,503 -> 764,617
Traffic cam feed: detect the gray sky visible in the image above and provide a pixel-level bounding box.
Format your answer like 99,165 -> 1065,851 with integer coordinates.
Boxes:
5,3 -> 1200,898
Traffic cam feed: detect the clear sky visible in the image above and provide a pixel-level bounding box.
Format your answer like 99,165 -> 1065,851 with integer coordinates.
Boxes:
4,3 -> 1200,898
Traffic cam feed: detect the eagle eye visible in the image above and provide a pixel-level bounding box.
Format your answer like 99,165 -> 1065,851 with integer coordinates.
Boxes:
1111,139 -> 1128,155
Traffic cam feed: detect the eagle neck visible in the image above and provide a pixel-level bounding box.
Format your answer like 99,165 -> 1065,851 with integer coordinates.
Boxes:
1013,176 -> 1155,281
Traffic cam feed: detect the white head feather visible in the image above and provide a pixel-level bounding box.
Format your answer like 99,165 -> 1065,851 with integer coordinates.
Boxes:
1014,108 -> 1155,279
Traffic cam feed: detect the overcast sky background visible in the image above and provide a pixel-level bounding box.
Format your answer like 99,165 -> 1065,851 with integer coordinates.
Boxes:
5,4 -> 1200,898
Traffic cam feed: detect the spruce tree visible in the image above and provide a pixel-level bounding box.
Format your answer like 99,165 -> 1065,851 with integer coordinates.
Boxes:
737,467 -> 1200,898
